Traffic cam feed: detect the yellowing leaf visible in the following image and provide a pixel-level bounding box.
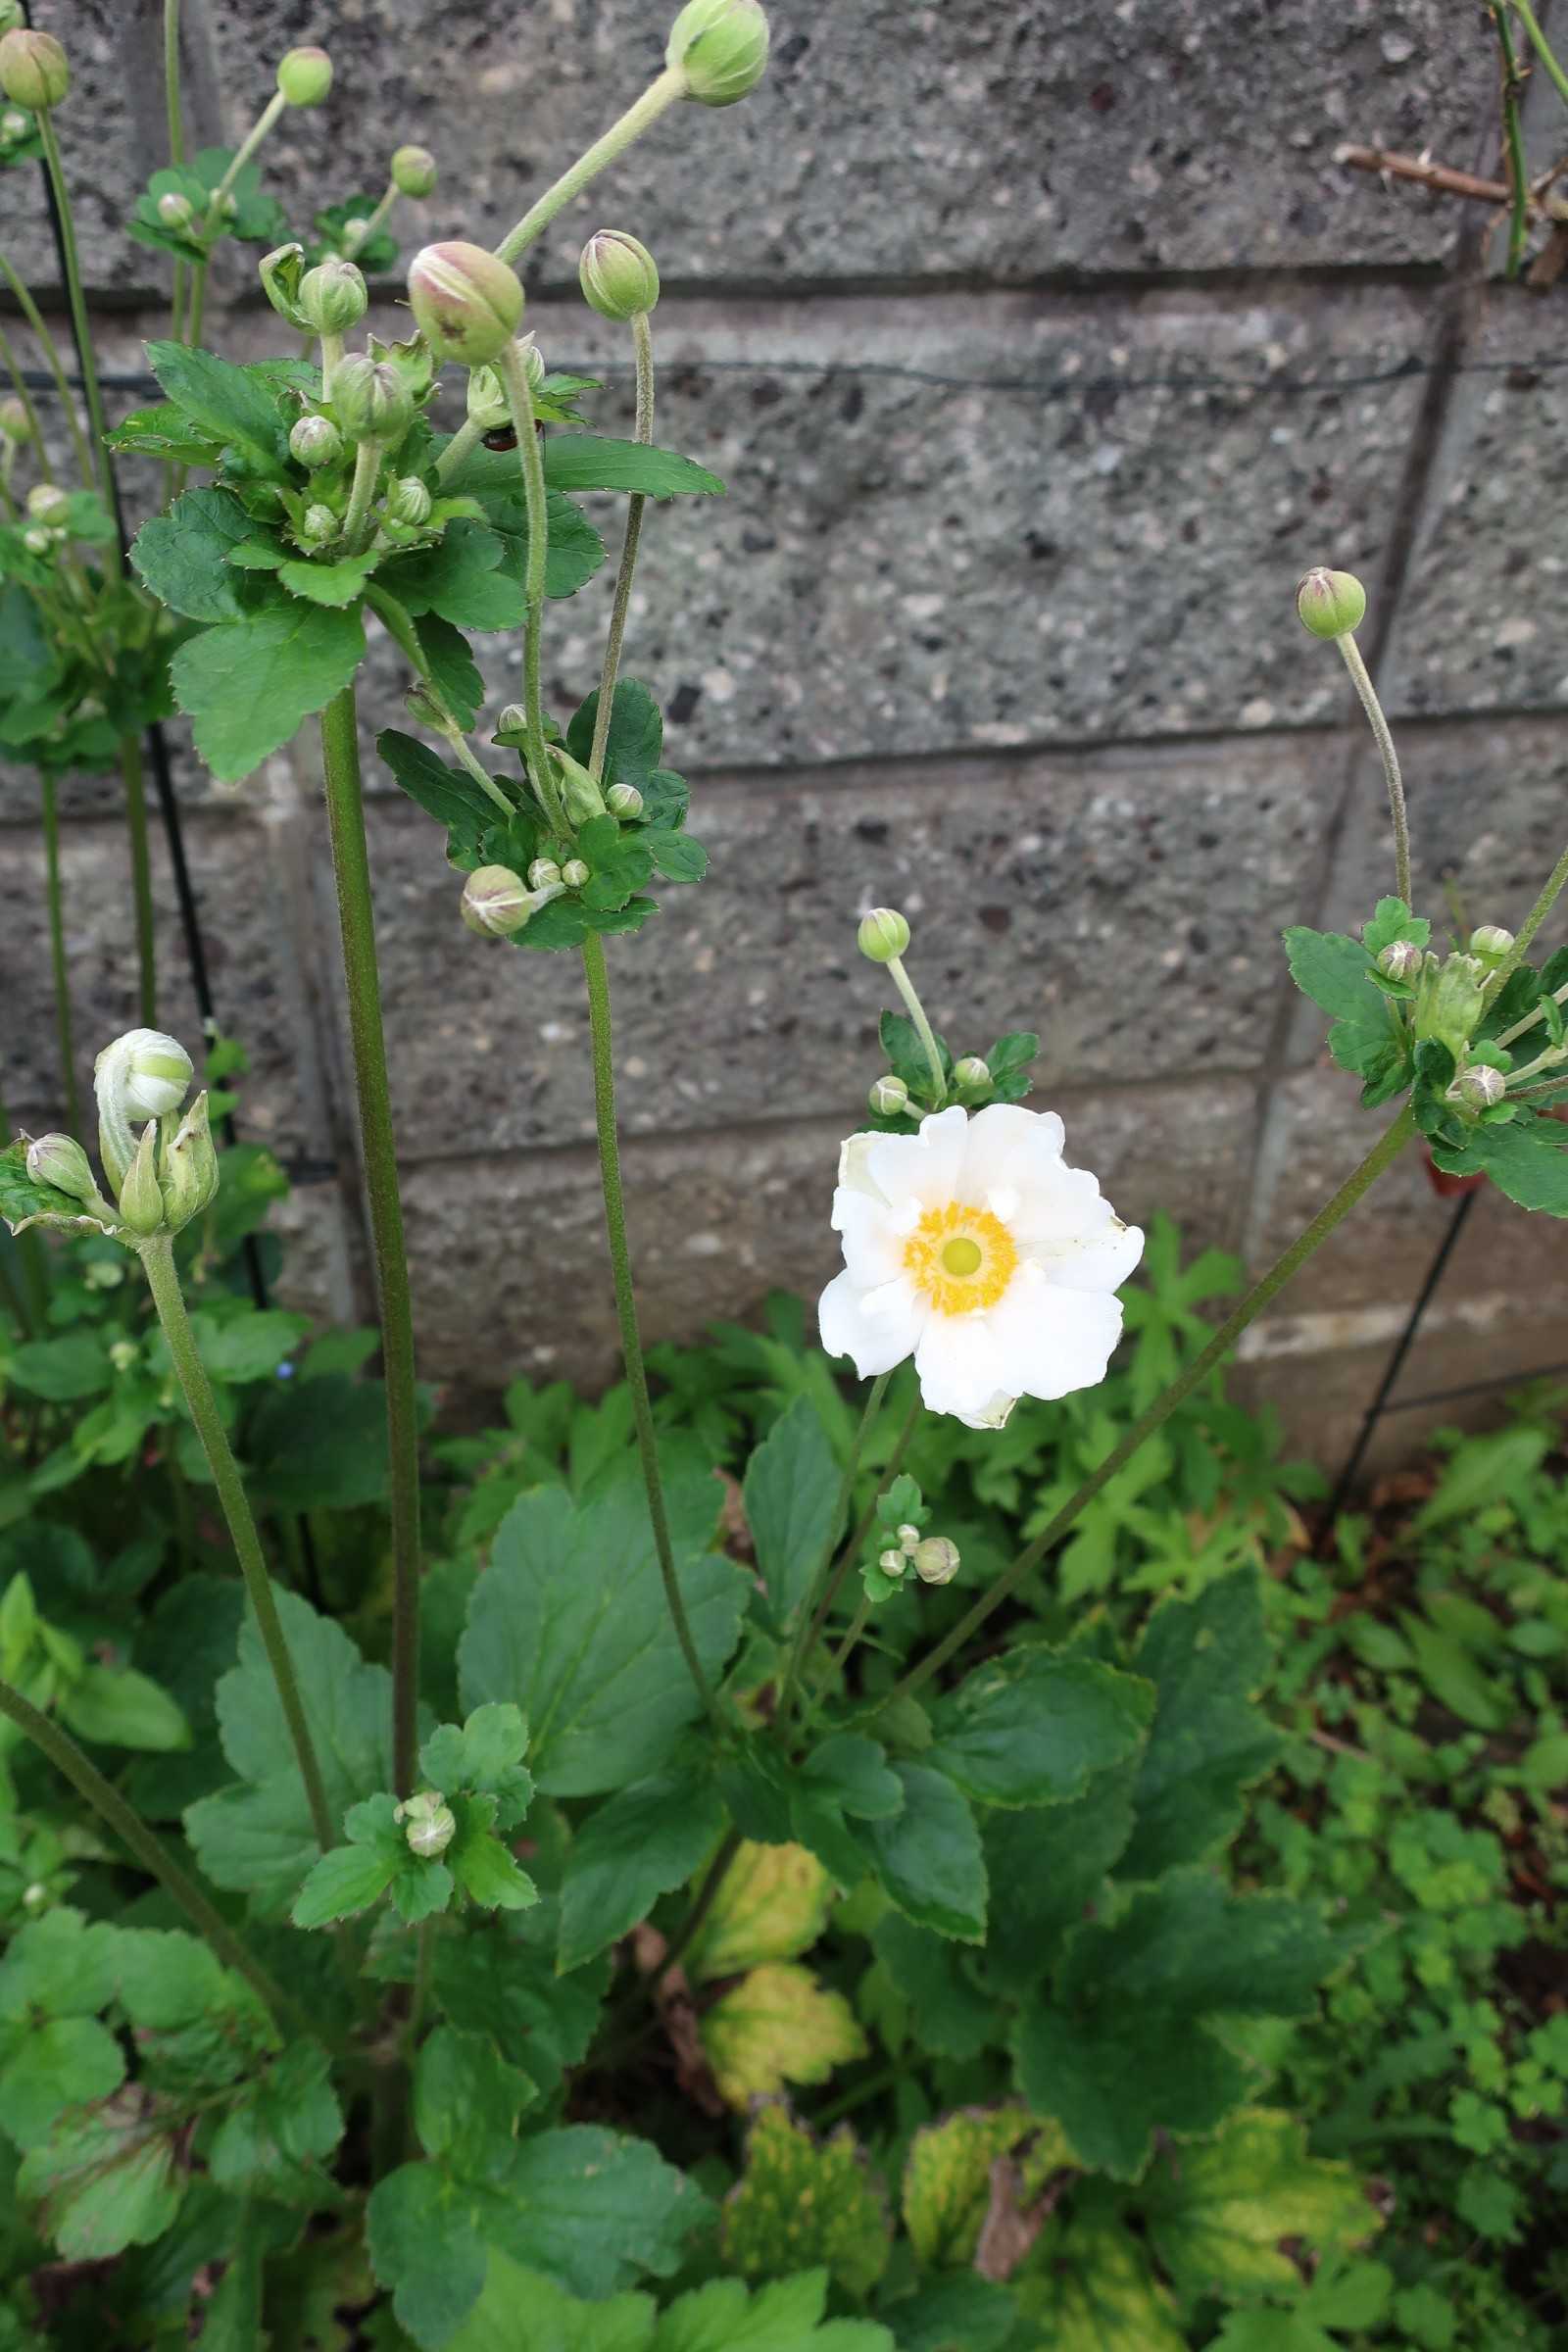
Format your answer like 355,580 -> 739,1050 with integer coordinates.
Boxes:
721,2104 -> 890,2299
686,1841 -> 832,1983
1143,2108 -> 1377,2298
700,1963 -> 865,2109
1015,2216 -> 1185,2351
902,2106 -> 1076,2268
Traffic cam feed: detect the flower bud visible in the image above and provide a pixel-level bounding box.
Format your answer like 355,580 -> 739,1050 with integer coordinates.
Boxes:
519,334 -> 545,392
332,354 -> 414,445
109,1340 -> 138,1374
407,240 -> 524,366
527,858 -> 562,892
0,104 -> 24,143
1449,1063 -> 1507,1113
290,414 -> 343,469
25,482 -> 70,525
867,1074 -> 908,1117
258,241 -> 308,327
1296,566 -> 1366,641
605,780 -> 643,819
157,190 -> 195,231
666,0 -> 769,105
462,864 -> 532,937
1417,954 -> 1487,1057
338,215 -> 372,259
216,191 -> 238,221
1377,939 -> 1423,986
298,257 -> 368,337
912,1536 -> 960,1586
554,751 -> 606,827
25,1133 -> 99,1205
21,525 -> 51,556
391,142 -> 437,198
276,45 -> 332,107
103,1029 -> 193,1122
466,366 -> 509,429
0,396 -> 27,443
560,858 -> 591,889
398,1791 -> 456,1859
1469,924 -> 1515,965
578,229 -> 661,321
301,502 -> 337,545
896,1523 -> 920,1550
877,1548 -> 906,1577
386,474 -> 432,527
0,28 -> 69,112
159,1092 -> 219,1232
858,906 -> 909,963
117,1125 -> 167,1237
953,1055 -> 993,1098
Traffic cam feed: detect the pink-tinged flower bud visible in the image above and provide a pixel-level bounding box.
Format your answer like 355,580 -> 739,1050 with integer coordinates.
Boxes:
867,1074 -> 908,1117
1376,939 -> 1423,986
391,143 -> 437,198
407,240 -> 524,366
298,258 -> 368,336
462,865 -> 531,937
578,229 -> 661,321
877,1548 -> 906,1577
913,1536 -> 960,1586
666,0 -> 769,105
332,354 -> 414,445
276,45 -> 332,107
858,906 -> 909,963
290,414 -> 342,469
0,28 -> 68,111
1297,566 -> 1366,641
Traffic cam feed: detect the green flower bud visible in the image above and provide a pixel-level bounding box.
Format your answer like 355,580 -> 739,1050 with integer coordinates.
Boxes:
1449,1063 -> 1507,1113
118,1125 -> 167,1237
25,482 -> 70,525
896,1522 -> 920,1551
867,1073 -> 908,1117
298,257 -> 368,336
0,28 -> 69,112
21,524 -> 51,556
561,858 -> 590,889
912,1536 -> 960,1586
332,354 -> 414,445
1416,954 -> 1488,1059
407,240 -> 524,365
526,858 -> 562,892
666,0 -> 769,105
398,1791 -> 456,1859
339,215 -> 372,258
606,780 -> 643,819
0,395 -> 27,443
462,864 -> 532,937
1469,923 -> 1515,965
100,1028 -> 193,1123
386,474 -> 432,526
215,190 -> 238,220
391,142 -> 437,198
578,229 -> 661,320
519,334 -> 546,392
1296,566 -> 1366,641
290,414 -> 343,469
301,501 -> 337,545
1376,939 -> 1423,986
953,1054 -> 993,1098
276,45 -> 332,107
466,366 -> 509,429
24,1132 -> 99,1206
496,701 -> 527,735
159,1091 -> 219,1232
554,750 -> 606,827
0,105 -> 28,143
157,190 -> 195,230
258,241 -> 308,327
877,1547 -> 906,1577
858,906 -> 909,963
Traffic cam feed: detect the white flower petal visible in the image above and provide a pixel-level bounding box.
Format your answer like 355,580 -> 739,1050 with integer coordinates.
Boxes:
987,1271 -> 1126,1401
958,1102 -> 1063,1198
957,1390 -> 1018,1431
914,1309 -> 1011,1420
817,1268 -> 922,1377
863,1103 -> 970,1222
837,1132 -> 890,1203
830,1188 -> 902,1287
1033,1215 -> 1146,1296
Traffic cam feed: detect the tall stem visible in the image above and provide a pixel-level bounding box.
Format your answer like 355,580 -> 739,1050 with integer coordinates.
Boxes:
588,311 -> 654,780
318,686 -> 421,1797
785,1388 -> 922,1731
0,1672 -> 297,2032
0,255 -> 93,490
579,932 -> 720,1729
494,71 -> 685,264
119,734 -> 158,1026
871,1102 -> 1418,1715
1337,632 -> 1410,906
773,1370 -> 890,1734
210,90 -> 285,213
164,0 -> 185,164
340,437 -> 382,554
0,316 -> 54,482
433,416 -> 483,487
1492,3 -> 1532,276
496,339 -> 564,830
38,768 -> 80,1134
887,955 -> 947,1102
1510,0 -> 1568,108
1484,838 -> 1568,1005
139,1234 -> 335,1851
0,1076 -> 47,1337
34,115 -> 119,541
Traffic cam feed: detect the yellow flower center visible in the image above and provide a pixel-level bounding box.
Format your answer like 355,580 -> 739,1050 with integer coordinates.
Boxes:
903,1200 -> 1017,1316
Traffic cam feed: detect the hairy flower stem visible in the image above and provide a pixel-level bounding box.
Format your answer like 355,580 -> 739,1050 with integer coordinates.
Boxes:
494,70 -> 685,264
824,1595 -> 872,1685
318,686 -> 422,1797
0,1672 -> 299,2032
211,89 -> 285,213
433,416 -> 483,487
119,734 -> 158,1026
140,1235 -> 335,1850
580,933 -> 721,1730
34,119 -> 120,537
38,770 -> 80,1134
1510,0 -> 1568,107
497,338 -> 567,832
0,257 -> 93,490
589,312 -> 655,780
1484,839 -> 1568,1007
869,1102 -> 1417,1716
1491,4 -> 1532,276
164,0 -> 185,162
1337,633 -> 1410,906
341,439 -> 384,555
772,1370 -> 891,1736
887,955 -> 947,1102
790,1389 -> 922,1733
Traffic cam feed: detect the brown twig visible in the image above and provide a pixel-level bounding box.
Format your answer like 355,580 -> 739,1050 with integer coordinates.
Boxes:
1334,142 -> 1568,220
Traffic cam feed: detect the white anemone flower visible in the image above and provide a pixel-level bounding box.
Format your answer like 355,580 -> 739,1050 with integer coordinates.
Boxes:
818,1102 -> 1144,1430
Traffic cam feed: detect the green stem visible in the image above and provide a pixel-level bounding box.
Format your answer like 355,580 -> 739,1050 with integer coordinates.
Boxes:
185,259 -> 209,352
1511,0 -> 1568,109
140,1234 -> 335,1851
0,1672 -> 298,2032
119,734 -> 158,1027
1492,5 -> 1532,276
38,768 -> 80,1136
494,71 -> 686,264
210,90 -> 285,213
588,310 -> 654,781
1337,633 -> 1410,907
823,1594 -> 871,1687
433,416 -> 483,487
345,182 -> 397,256
164,0 -> 185,163
1497,977 -> 1568,1052
870,1102 -> 1418,1717
1484,840 -> 1568,1005
659,1827 -> 741,1980
496,339 -> 566,832
887,955 -> 947,1103
318,685 -> 421,1798
0,255 -> 94,490
579,932 -> 719,1729
446,727 -> 515,817
35,114 -> 119,541
788,1389 -> 922,1731
319,331 -> 345,401
772,1370 -> 890,1736
0,316 -> 54,483
340,438 -> 383,555
0,1076 -> 47,1335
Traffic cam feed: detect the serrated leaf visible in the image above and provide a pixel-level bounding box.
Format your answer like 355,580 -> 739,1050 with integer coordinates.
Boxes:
1142,2108 -> 1375,2298
701,1962 -> 865,2108
59,1664 -> 190,1752
172,603 -> 366,782
927,1648 -> 1152,1808
477,492 -> 607,602
901,2106 -> 1034,2267
686,1840 -> 833,1983
0,1139 -> 116,1241
1361,897 -> 1430,955
208,2039 -> 343,2202
378,520 -> 523,631
871,1915 -> 1002,2060
543,437 -> 724,500
721,2107 -> 889,2299
375,727 -> 512,861
435,1901 -> 608,2098
855,1763 -> 986,1943
557,1770 -> 725,1973
419,1703 -> 533,1829
19,2097 -> 182,2260
0,2016 -> 124,2150
647,829 -> 708,882
146,340 -> 288,473
276,553 -> 379,608
446,1794 -> 537,1911
1013,2214 -> 1184,2351
130,487 -> 264,623
565,679 -> 662,793
290,1831 -> 399,1928
742,1396 -> 840,1630
1459,1113 -> 1568,1214
655,2269 -> 895,2351
980,1768 -> 1137,1997
413,2025 -> 535,2178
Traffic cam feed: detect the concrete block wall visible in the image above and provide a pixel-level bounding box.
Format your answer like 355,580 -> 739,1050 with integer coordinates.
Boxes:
4,0 -> 1567,1464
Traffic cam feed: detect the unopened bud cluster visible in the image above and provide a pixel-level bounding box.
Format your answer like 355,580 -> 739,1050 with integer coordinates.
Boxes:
396,1791 -> 456,1859
875,1521 -> 959,1590
25,1029 -> 219,1244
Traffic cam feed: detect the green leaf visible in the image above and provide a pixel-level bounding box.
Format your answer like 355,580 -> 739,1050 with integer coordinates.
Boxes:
1013,2212 -> 1185,2352
441,2255 -> 652,2352
927,1648 -> 1152,1808
446,1793 -> 538,1911
743,1396 -> 840,1629
276,553 -> 380,608
647,828 -> 708,883
1116,1568 -> 1283,1881
172,603 -> 367,782
1142,2107 -> 1375,2298
1362,897 -> 1430,955
19,2101 -> 182,2260
901,2105 -> 1035,2267
244,1373 -> 390,1511
883,2278 -> 1015,2352
146,340 -> 288,474
106,400 -> 217,463
1453,1112 -> 1568,1213
855,1762 -> 987,1942
686,1839 -> 833,1982
557,1770 -> 725,1973
543,437 -> 724,500
419,1703 -> 533,1824
0,581 -> 60,703
458,1461 -> 746,1795
872,1915 -> 1002,2061
378,520 -> 524,631
417,613 -> 484,729
476,492 -> 608,602
59,1664 -> 190,1752
722,2106 -> 889,2299
130,488 -> 264,623
435,1901 -> 608,2098
6,1334 -> 111,1399
290,1806 -> 403,1929
413,2025 -> 536,2178
980,1769 -> 1137,1997
1014,1871 -> 1346,2180
208,2039 -> 344,2202
1283,927 -> 1380,1023
0,2017 -> 124,2150
377,727 -> 512,862
655,2271 -> 895,2351
565,680 -> 662,793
